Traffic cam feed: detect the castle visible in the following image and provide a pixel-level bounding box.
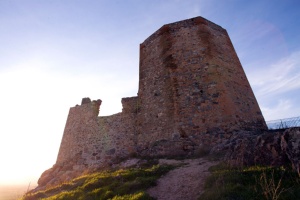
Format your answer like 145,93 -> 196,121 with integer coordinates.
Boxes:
38,16 -> 267,187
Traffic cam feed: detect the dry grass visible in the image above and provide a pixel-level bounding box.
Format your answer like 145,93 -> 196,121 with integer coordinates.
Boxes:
199,164 -> 300,200
20,164 -> 175,200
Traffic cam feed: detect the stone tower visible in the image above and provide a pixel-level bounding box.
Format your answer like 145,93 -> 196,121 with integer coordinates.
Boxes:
136,17 -> 266,155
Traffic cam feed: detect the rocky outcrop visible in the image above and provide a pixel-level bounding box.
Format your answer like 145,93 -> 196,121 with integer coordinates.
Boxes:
35,161 -> 89,191
218,128 -> 300,175
35,158 -> 154,191
281,128 -> 300,175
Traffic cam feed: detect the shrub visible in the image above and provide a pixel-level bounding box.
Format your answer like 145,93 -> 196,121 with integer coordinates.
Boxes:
199,163 -> 300,200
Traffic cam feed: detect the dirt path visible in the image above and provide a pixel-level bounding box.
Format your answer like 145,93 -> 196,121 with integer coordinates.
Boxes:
147,158 -> 219,200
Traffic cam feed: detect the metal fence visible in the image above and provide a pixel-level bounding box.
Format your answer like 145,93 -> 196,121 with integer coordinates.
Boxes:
266,116 -> 300,130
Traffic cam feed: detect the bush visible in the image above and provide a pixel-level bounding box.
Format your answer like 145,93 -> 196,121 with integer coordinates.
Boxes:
199,163 -> 300,200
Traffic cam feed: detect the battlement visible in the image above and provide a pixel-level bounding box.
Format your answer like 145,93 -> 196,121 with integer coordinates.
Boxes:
121,96 -> 139,113
73,97 -> 102,117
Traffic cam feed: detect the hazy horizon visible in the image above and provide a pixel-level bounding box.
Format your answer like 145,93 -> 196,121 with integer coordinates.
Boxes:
0,184 -> 37,200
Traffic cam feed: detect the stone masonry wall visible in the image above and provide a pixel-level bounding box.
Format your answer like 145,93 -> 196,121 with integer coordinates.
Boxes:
121,97 -> 139,113
56,99 -> 102,164
136,17 -> 266,154
57,16 -> 267,165
56,98 -> 137,167
38,16 -> 267,188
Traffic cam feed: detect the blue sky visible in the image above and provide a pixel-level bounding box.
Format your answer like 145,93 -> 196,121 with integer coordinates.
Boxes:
0,0 -> 299,185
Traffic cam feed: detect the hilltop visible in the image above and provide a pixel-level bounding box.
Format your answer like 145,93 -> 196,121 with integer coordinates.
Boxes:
21,154 -> 300,200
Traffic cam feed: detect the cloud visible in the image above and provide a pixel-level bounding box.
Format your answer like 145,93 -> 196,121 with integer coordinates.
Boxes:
261,99 -> 292,121
248,51 -> 300,97
237,21 -> 276,44
245,51 -> 300,121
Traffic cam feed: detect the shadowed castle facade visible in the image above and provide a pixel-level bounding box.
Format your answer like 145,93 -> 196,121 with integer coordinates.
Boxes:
38,16 -> 267,187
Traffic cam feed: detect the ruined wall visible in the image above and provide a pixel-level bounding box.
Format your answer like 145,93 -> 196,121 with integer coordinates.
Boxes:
56,98 -> 102,164
56,97 -> 137,167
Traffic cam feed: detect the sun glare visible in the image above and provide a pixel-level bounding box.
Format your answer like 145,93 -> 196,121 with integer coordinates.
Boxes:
0,61 -> 134,185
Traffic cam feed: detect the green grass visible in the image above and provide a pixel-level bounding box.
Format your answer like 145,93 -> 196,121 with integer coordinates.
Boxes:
21,164 -> 174,200
199,163 -> 300,200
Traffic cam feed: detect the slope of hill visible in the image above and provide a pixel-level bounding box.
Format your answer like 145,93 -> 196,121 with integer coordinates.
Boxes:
20,155 -> 300,200
20,158 -> 218,200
